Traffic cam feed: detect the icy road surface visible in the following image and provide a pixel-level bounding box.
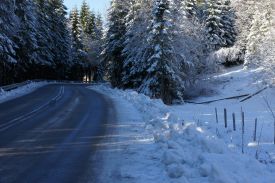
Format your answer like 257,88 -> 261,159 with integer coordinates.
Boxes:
0,84 -> 115,183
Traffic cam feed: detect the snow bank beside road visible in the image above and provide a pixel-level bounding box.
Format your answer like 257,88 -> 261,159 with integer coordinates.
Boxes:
90,81 -> 275,183
0,82 -> 48,104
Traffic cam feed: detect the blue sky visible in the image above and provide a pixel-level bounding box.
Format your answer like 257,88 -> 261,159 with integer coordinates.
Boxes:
64,0 -> 111,15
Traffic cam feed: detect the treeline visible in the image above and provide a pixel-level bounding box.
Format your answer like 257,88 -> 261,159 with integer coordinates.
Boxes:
0,0 -> 103,86
102,0 -> 237,104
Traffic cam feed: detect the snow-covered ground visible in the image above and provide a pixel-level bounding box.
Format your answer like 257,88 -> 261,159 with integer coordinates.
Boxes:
0,82 -> 48,104
90,66 -> 275,183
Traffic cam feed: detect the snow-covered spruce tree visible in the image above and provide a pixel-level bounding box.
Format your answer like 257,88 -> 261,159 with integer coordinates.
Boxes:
48,0 -> 72,79
102,0 -> 131,87
121,0 -> 153,88
244,0 -> 275,79
220,0 -> 237,47
80,1 -> 97,38
70,8 -> 84,50
94,14 -> 104,41
205,0 -> 237,50
167,0 -> 208,86
182,0 -> 198,19
93,14 -> 105,82
229,0 -> 256,65
0,0 -> 18,85
34,0 -> 55,76
14,0 -> 39,80
138,0 -> 186,104
69,7 -> 89,80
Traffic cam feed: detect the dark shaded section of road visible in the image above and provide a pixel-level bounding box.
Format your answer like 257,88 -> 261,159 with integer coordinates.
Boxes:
0,84 -> 115,183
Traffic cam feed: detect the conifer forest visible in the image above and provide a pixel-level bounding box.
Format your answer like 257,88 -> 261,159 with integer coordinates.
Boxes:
0,0 -> 274,104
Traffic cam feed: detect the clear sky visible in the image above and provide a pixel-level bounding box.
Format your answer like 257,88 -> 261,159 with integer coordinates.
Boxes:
64,0 -> 111,16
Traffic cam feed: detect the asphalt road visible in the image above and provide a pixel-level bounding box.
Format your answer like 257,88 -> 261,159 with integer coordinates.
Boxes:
0,84 -> 114,183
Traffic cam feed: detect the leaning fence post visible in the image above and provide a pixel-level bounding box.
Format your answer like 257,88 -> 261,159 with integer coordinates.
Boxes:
232,113 -> 236,131
224,108 -> 227,128
253,118 -> 258,142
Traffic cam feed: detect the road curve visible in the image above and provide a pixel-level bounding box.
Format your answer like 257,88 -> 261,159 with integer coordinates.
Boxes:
0,84 -> 115,183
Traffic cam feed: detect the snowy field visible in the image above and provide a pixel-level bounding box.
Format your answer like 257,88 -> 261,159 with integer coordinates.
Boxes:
90,66 -> 275,183
0,82 -> 48,104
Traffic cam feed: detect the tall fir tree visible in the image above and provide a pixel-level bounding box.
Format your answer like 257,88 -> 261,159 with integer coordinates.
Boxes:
80,0 -> 90,35
182,0 -> 198,19
14,0 -> 39,80
138,0 -> 186,104
48,0 -> 72,79
122,0 -> 152,88
102,0 -> 130,87
95,14 -> 104,40
205,0 -> 237,50
34,0 -> 55,69
0,0 -> 18,84
220,0 -> 237,47
69,7 -> 89,80
70,8 -> 84,51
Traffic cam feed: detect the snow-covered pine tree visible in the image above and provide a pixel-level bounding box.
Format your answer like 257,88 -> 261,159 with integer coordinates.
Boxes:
138,0 -> 186,104
14,0 -> 39,80
245,0 -> 274,70
34,0 -> 55,72
102,0 -> 130,87
121,0 -> 152,88
69,7 -> 90,80
70,8 -> 84,50
94,14 -> 104,41
87,12 -> 97,39
204,0 -> 224,50
0,0 -> 18,85
93,14 -> 105,82
80,0 -> 90,35
48,0 -> 72,79
182,0 -> 198,19
205,0 -> 237,50
220,0 -> 237,47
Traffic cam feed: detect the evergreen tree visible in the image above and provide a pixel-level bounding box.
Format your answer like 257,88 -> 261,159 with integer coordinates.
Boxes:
48,0 -> 72,79
80,0 -> 90,34
0,0 -> 18,64
70,8 -> 84,50
0,0 -> 18,85
14,0 -> 39,80
182,0 -> 198,19
93,14 -> 105,82
34,0 -> 55,69
95,14 -> 104,40
220,0 -> 237,47
102,0 -> 130,87
122,0 -> 152,88
138,0 -> 186,104
69,7 -> 89,80
205,0 -> 237,50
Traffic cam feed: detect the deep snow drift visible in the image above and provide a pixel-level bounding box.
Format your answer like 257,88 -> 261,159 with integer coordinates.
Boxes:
90,66 -> 275,183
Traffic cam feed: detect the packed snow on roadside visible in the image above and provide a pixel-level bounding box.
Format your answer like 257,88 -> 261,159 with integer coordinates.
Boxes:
89,66 -> 275,183
0,82 -> 48,104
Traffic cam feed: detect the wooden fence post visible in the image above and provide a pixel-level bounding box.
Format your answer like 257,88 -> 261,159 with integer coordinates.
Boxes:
232,113 -> 236,131
224,108 -> 227,128
253,118 -> 258,142
242,111 -> 245,154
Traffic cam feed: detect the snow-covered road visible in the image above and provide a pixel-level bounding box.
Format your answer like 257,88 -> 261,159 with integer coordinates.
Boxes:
0,84 -> 114,183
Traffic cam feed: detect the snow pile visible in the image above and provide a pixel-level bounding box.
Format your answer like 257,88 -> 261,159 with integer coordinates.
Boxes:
90,78 -> 275,183
0,82 -> 48,103
175,66 -> 275,164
